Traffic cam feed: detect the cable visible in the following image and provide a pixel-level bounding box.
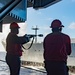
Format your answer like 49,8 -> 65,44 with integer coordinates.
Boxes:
22,36 -> 35,50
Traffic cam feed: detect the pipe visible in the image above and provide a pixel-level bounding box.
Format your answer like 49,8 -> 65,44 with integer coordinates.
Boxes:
0,0 -> 22,22
0,21 -> 3,32
0,0 -> 15,13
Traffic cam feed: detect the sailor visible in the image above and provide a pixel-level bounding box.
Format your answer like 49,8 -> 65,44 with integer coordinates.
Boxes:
5,22 -> 32,75
43,19 -> 72,75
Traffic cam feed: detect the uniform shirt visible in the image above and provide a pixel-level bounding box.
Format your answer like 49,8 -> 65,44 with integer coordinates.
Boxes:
43,32 -> 71,62
6,33 -> 30,56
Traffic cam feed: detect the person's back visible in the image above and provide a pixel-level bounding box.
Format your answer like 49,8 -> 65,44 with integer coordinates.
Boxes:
43,19 -> 71,75
44,32 -> 71,62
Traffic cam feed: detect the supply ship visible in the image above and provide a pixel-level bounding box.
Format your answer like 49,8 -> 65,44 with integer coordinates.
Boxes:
21,38 -> 75,66
1,38 -> 75,73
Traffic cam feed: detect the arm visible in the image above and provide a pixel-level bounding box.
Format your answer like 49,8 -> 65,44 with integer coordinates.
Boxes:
66,36 -> 72,55
12,34 -> 30,44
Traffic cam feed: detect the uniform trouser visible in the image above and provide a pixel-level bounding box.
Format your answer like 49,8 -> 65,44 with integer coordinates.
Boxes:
6,54 -> 21,75
44,61 -> 68,75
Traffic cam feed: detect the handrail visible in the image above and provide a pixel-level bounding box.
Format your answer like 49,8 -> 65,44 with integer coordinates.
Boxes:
0,59 -> 46,73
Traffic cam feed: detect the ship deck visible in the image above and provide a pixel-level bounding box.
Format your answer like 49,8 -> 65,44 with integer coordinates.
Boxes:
0,67 -> 46,75
0,52 -> 75,75
0,60 -> 47,75
0,60 -> 75,75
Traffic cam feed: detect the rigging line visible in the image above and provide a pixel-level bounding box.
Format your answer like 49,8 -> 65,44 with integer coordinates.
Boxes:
22,36 -> 34,50
0,59 -> 6,62
21,66 -> 46,73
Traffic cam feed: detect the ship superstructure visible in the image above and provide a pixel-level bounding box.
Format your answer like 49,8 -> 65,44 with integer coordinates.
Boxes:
21,38 -> 75,67
1,38 -> 75,73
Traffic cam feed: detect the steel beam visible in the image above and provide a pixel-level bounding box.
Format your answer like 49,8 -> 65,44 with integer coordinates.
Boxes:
0,0 -> 22,22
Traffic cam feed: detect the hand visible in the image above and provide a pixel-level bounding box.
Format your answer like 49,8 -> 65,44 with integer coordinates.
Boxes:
29,35 -> 34,38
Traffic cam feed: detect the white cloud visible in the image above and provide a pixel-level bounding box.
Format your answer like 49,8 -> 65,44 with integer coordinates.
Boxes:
36,11 -> 42,15
46,18 -> 53,21
3,24 -> 10,39
0,23 -> 27,52
2,22 -> 27,39
18,22 -> 27,36
39,26 -> 50,30
72,0 -> 75,2
27,8 -> 42,15
68,22 -> 75,29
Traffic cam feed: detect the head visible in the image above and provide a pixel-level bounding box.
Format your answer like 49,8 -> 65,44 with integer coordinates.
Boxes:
10,22 -> 20,34
50,19 -> 64,32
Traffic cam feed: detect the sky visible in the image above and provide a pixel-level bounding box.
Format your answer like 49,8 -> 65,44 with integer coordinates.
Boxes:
0,0 -> 75,51
26,0 -> 75,41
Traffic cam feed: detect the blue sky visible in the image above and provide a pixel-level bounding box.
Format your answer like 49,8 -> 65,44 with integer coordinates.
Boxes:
25,0 -> 75,42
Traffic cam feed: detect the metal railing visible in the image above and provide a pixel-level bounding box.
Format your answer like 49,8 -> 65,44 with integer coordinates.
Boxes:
0,59 -> 46,74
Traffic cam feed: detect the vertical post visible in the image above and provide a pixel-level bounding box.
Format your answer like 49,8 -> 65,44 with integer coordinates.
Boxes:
32,25 -> 39,43
0,21 -> 3,32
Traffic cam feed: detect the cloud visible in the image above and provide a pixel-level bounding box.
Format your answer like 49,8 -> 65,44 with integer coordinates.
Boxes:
36,11 -> 42,15
46,18 -> 53,21
72,0 -> 75,2
2,22 -> 27,39
39,26 -> 50,30
68,22 -> 75,29
27,8 -> 42,15
3,24 -> 10,38
18,22 -> 27,36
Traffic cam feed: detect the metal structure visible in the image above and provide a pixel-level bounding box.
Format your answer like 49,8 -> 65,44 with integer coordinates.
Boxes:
0,0 -> 61,32
0,0 -> 61,23
32,26 -> 43,43
33,0 -> 61,9
0,0 -> 27,23
32,26 -> 39,43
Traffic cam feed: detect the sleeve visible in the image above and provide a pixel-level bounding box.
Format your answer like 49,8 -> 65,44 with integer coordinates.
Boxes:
43,37 -> 46,60
66,36 -> 72,55
12,34 -> 30,44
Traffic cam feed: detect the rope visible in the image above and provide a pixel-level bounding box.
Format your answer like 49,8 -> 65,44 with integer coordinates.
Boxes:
22,36 -> 34,50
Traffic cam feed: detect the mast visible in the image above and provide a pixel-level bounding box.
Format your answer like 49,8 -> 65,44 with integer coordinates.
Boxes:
32,25 -> 39,43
